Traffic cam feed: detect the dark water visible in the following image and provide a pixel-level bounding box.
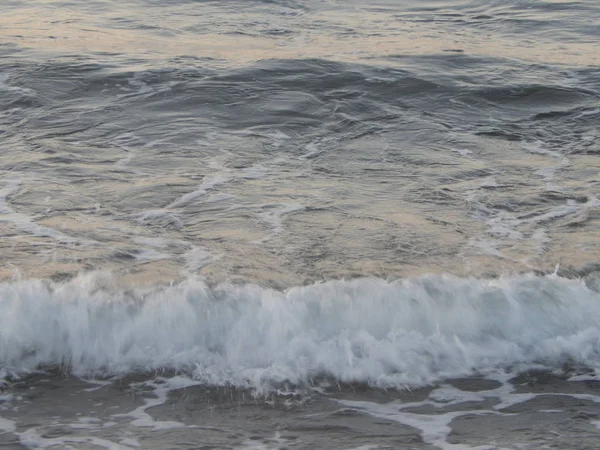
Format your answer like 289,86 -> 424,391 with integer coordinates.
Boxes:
1,0 -> 600,449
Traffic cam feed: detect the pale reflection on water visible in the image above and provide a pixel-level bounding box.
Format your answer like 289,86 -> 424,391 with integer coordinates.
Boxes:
1,1 -> 599,67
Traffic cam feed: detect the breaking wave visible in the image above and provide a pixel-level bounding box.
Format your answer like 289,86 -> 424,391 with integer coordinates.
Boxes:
2,272 -> 600,390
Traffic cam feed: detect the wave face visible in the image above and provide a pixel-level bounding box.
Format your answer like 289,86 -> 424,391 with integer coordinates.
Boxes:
2,273 -> 600,390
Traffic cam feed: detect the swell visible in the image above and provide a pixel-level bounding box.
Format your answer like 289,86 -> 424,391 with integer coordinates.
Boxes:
1,57 -> 598,159
2,273 -> 600,390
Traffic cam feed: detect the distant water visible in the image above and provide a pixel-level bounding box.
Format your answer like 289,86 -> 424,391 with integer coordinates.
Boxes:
1,1 -> 600,449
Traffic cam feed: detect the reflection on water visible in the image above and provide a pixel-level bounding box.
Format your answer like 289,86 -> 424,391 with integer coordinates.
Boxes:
1,0 -> 599,66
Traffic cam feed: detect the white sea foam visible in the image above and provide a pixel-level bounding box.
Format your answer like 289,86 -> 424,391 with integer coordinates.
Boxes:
1,273 -> 600,391
131,209 -> 183,228
339,398 -> 502,450
450,147 -> 473,157
241,164 -> 269,180
183,246 -> 216,272
18,428 -> 135,450
68,417 -> 103,429
258,203 -> 305,234
299,142 -> 325,159
207,193 -> 236,202
338,371 -> 600,449
114,377 -> 201,430
0,73 -> 35,96
167,175 -> 232,208
0,181 -> 93,244
238,432 -> 302,450
0,416 -> 16,433
120,437 -> 140,448
133,248 -> 170,262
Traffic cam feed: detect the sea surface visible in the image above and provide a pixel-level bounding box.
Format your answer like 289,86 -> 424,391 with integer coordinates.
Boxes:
1,0 -> 600,448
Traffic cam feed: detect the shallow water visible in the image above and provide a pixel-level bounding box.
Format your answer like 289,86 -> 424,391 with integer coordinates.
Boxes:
1,0 -> 600,448
1,0 -> 599,285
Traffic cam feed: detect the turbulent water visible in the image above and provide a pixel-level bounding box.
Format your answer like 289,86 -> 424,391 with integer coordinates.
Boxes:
1,0 -> 600,449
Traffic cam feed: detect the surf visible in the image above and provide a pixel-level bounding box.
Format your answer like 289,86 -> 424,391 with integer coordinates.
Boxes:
2,272 -> 599,391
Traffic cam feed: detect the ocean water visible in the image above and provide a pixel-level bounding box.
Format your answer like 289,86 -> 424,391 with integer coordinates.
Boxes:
1,0 -> 600,448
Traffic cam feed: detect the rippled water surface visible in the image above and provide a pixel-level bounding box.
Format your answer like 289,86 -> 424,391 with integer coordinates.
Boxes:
1,0 -> 600,449
1,0 -> 599,284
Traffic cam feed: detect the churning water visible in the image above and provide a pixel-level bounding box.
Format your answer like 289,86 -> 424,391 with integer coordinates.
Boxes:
1,1 -> 600,448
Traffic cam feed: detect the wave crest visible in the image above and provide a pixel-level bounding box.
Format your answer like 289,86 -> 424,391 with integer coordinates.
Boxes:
1,273 -> 600,389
